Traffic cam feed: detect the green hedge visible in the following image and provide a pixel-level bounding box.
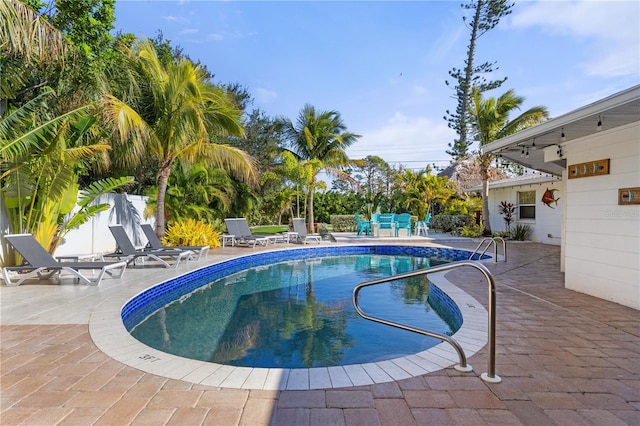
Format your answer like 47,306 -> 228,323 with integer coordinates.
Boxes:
430,214 -> 473,232
331,214 -> 357,232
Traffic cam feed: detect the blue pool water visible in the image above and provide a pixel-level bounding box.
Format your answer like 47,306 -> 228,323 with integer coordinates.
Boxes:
123,246 -> 483,368
121,246 -> 484,368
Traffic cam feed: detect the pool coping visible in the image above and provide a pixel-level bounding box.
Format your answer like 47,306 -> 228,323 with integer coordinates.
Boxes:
88,246 -> 489,390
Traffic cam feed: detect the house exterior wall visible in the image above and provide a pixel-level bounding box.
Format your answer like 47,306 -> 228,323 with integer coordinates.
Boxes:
563,122 -> 640,310
487,179 -> 564,245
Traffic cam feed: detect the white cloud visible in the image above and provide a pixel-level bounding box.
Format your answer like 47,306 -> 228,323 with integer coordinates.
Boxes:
347,113 -> 456,169
510,0 -> 640,77
206,30 -> 257,42
180,28 -> 199,35
207,33 -> 225,41
162,15 -> 189,23
253,88 -> 278,104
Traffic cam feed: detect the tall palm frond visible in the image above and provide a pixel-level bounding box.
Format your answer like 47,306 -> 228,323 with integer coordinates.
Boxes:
1,103 -> 93,161
0,0 -> 68,63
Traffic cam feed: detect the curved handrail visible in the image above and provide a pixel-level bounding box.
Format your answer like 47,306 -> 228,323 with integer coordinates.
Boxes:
469,237 -> 507,263
352,260 -> 501,383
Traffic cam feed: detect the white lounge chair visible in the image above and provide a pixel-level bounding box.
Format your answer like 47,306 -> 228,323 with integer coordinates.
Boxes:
292,218 -> 322,244
1,234 -> 127,286
140,224 -> 209,261
103,225 -> 192,268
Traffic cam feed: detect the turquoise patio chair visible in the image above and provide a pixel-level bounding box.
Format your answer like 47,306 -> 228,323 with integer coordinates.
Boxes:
354,214 -> 371,236
378,213 -> 396,237
395,213 -> 412,237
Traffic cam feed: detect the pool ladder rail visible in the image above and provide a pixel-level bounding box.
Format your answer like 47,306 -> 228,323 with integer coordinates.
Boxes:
353,260 -> 502,384
469,237 -> 507,263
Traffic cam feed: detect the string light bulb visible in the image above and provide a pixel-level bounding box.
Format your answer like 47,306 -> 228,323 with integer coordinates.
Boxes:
531,138 -> 536,150
561,128 -> 566,141
597,115 -> 602,131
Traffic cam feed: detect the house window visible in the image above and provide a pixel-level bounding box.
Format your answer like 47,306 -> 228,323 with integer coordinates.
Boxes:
518,191 -> 536,220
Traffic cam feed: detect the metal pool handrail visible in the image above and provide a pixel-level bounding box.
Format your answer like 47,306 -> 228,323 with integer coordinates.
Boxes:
469,237 -> 507,263
352,260 -> 501,383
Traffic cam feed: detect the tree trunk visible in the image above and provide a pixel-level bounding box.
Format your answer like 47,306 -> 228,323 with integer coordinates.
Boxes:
458,0 -> 483,153
307,189 -> 315,233
480,156 -> 492,235
155,165 -> 171,238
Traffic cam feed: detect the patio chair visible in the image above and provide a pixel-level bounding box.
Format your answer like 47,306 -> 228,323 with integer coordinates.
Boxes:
395,213 -> 412,237
414,213 -> 431,236
1,234 -> 127,286
292,218 -> 322,244
140,224 -> 209,261
223,218 -> 270,248
378,213 -> 396,237
354,214 -> 371,236
104,225 -> 192,268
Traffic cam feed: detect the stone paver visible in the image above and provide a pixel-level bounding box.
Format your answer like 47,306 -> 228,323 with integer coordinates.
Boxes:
1,238 -> 639,425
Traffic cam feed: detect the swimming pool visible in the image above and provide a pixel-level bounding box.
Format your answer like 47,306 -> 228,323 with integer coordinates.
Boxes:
128,254 -> 460,368
96,245 -> 490,389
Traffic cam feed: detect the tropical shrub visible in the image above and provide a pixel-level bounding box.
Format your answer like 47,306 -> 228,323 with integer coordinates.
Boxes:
443,195 -> 482,215
511,223 -> 532,241
162,219 -> 221,248
492,231 -> 510,239
459,223 -> 484,238
331,215 -> 356,232
317,223 -> 329,238
430,215 -> 473,232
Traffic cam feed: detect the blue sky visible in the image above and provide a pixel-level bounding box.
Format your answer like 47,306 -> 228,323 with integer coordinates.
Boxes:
114,0 -> 640,170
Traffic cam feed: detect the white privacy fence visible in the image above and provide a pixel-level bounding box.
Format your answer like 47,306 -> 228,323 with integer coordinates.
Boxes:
0,194 -> 149,265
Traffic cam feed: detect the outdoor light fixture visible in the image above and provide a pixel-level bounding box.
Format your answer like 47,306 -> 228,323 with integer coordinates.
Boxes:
561,128 -> 566,141
525,147 -> 530,159
557,145 -> 563,158
597,115 -> 602,131
520,146 -> 525,157
531,138 -> 536,150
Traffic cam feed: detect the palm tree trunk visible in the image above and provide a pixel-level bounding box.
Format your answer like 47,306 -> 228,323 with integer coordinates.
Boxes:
156,166 -> 171,238
480,156 -> 492,235
307,189 -> 315,233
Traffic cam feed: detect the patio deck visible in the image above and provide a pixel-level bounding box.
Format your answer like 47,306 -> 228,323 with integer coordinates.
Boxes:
1,234 -> 639,425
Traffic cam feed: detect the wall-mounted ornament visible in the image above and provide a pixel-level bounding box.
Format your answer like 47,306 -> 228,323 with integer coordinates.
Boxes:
618,187 -> 640,205
568,158 -> 609,179
541,188 -> 560,208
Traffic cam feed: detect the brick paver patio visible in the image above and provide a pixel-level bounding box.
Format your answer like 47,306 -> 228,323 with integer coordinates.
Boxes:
1,237 -> 639,425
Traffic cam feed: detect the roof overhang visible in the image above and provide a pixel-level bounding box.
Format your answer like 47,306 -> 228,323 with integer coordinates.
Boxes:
482,85 -> 640,176
465,174 -> 560,192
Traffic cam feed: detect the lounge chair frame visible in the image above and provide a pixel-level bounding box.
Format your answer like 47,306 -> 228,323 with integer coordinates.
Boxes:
104,225 -> 192,268
140,224 -> 210,260
1,234 -> 127,286
292,218 -> 322,244
224,218 -> 269,247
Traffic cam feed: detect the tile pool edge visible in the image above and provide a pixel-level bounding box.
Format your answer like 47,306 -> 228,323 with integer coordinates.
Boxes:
89,246 -> 489,390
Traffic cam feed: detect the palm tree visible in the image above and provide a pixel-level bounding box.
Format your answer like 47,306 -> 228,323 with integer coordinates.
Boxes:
102,39 -> 256,237
282,104 -> 360,231
469,87 -> 548,234
397,168 -> 456,219
144,161 -> 235,224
